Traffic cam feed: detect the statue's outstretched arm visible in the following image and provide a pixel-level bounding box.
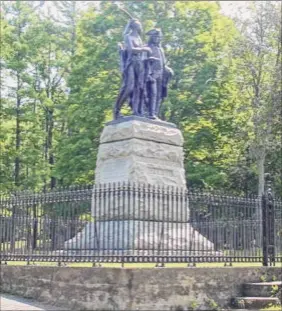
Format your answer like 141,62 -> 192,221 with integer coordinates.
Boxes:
125,35 -> 151,54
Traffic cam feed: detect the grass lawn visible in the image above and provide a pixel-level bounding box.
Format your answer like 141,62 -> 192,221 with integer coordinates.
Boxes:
1,239 -> 51,251
1,261 -> 267,268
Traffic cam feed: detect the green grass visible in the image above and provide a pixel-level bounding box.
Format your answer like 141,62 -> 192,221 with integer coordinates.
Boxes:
1,239 -> 51,251
1,261 -> 265,268
1,240 -> 281,269
260,306 -> 282,310
1,241 -> 271,257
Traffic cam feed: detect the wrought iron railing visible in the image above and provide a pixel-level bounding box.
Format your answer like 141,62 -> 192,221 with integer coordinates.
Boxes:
0,183 -> 281,265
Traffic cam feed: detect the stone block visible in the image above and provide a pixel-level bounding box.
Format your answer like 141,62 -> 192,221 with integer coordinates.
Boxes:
91,185 -> 189,222
232,297 -> 280,309
101,116 -> 183,146
243,281 -> 282,297
64,220 -> 215,251
95,118 -> 186,187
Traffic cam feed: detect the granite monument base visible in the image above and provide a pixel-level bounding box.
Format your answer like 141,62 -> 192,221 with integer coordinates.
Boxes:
95,116 -> 186,187
64,220 -> 216,253
64,117 -> 216,254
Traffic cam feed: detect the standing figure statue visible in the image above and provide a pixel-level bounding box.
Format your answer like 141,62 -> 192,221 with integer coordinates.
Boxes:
144,29 -> 173,119
113,19 -> 152,119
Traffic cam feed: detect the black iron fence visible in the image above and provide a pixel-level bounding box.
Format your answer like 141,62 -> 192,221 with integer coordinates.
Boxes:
0,183 -> 281,265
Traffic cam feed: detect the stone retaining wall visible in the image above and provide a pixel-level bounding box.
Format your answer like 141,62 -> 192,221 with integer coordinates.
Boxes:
1,266 -> 281,310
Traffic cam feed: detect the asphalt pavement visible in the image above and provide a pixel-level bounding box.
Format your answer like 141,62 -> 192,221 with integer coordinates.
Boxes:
0,294 -> 262,311
0,294 -> 66,311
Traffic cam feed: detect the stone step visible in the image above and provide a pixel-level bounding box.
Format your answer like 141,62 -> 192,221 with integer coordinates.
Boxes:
232,297 -> 281,309
243,281 -> 282,297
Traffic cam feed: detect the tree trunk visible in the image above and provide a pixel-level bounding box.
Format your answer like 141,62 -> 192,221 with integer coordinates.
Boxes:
48,109 -> 56,189
15,76 -> 21,187
43,112 -> 49,191
256,152 -> 265,248
257,155 -> 265,197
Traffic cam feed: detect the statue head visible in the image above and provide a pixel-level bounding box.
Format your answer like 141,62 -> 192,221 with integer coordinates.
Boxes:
124,19 -> 143,36
146,28 -> 162,46
131,19 -> 142,34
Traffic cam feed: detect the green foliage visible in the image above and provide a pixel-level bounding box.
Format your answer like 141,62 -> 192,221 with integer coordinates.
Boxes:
1,1 -> 281,198
189,300 -> 199,310
1,1 -> 45,191
230,1 -> 282,195
207,298 -> 220,311
55,1 -> 243,190
271,285 -> 279,296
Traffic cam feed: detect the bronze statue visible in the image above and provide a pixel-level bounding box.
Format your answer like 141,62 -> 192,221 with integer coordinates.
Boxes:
113,19 -> 152,119
144,29 -> 173,119
113,17 -> 173,120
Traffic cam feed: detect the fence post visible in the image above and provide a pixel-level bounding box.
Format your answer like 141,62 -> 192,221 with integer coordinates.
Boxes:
32,204 -> 38,250
262,174 -> 275,266
10,204 -> 16,253
266,175 -> 275,266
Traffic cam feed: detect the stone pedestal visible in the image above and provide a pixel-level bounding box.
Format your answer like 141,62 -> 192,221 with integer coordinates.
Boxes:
64,220 -> 215,252
95,116 -> 186,187
64,117 -> 216,255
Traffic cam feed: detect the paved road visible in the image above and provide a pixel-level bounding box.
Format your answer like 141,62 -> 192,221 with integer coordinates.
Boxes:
0,294 -> 260,311
0,294 -> 66,311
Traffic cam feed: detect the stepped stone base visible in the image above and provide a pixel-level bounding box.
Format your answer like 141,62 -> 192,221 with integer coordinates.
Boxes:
64,117 -> 216,254
56,249 -> 223,260
64,220 -> 215,251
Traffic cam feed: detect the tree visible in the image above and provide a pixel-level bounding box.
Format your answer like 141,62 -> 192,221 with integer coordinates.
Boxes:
1,1 -> 280,197
231,1 -> 282,196
53,1 -> 243,191
1,1 -> 44,190
53,2 -> 125,185
1,1 -> 72,191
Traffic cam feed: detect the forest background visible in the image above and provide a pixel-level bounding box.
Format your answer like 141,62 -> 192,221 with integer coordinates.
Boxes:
1,1 -> 281,198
